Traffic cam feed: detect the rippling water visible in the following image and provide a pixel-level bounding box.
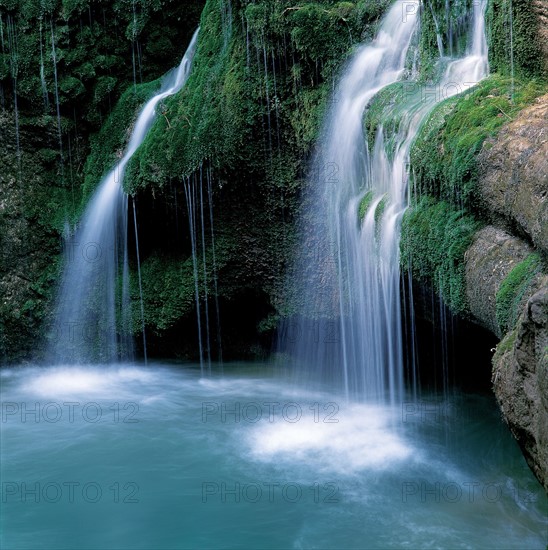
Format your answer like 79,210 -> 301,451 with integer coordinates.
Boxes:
1,363 -> 546,549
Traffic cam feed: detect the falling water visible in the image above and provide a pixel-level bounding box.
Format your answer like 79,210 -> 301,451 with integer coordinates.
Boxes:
206,165 -> 223,364
6,15 -> 21,181
184,178 -> 205,372
39,20 -> 49,111
132,197 -> 148,365
48,30 -> 199,364
199,169 -> 212,371
280,0 -> 488,404
428,1 -> 445,57
50,20 -> 63,165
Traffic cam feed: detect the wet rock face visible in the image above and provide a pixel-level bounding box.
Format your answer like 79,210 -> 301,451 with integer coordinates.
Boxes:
464,226 -> 533,338
492,286 -> 548,492
478,94 -> 548,255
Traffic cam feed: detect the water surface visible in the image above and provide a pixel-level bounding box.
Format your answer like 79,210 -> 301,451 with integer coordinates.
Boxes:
1,363 -> 546,549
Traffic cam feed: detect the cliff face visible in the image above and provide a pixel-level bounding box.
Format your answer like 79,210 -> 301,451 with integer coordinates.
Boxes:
0,112 -> 63,362
478,95 -> 548,256
493,287 -> 548,491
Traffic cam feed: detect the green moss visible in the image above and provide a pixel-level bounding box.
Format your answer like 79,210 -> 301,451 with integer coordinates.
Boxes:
400,196 -> 482,315
82,78 -> 160,202
363,82 -> 407,154
493,327 -> 517,364
130,231 -> 238,335
487,0 -> 544,79
496,253 -> 543,334
125,0 -> 390,192
358,190 -> 373,221
132,254 -> 196,334
411,74 -> 546,210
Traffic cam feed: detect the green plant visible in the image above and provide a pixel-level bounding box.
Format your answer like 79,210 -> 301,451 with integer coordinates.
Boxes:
496,253 -> 543,333
400,196 -> 482,315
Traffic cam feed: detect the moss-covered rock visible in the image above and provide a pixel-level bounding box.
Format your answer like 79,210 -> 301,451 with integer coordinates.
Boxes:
496,253 -> 544,335
400,196 -> 482,316
477,93 -> 548,255
410,74 -> 546,211
464,226 -> 540,337
0,111 -> 69,362
487,0 -> 545,78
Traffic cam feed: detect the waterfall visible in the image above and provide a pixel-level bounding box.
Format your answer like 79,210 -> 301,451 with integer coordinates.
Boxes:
47,30 -> 199,365
279,0 -> 488,404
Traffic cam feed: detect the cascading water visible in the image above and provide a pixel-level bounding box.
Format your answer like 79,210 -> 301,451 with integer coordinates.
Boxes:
47,29 -> 199,365
3,6 -> 548,549
280,0 -> 488,404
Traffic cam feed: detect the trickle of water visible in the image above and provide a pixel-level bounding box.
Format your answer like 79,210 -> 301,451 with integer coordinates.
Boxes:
221,0 -> 233,51
199,167 -> 212,371
263,42 -> 273,155
50,20 -> 63,166
39,20 -> 49,111
184,178 -> 205,373
48,30 -> 199,364
131,0 -> 138,91
6,15 -> 21,181
206,165 -> 223,364
0,13 -> 5,51
428,2 -> 445,58
132,197 -> 148,365
445,0 -> 453,56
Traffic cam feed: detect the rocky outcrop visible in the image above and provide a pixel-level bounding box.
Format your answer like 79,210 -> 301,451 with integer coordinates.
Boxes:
492,286 -> 548,492
478,94 -> 548,256
468,97 -> 548,491
464,226 -> 536,337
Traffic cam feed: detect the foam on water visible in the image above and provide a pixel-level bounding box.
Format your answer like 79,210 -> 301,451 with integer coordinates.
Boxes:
19,365 -> 158,398
246,404 -> 413,474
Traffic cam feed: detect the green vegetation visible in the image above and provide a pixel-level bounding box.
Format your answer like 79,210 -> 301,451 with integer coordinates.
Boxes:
487,0 -> 544,78
0,0 -> 205,362
83,78 -> 160,201
496,253 -> 544,334
119,0 -> 392,346
126,0 -> 391,191
363,82 -> 408,154
400,196 -> 482,315
0,111 -> 66,361
358,190 -> 373,222
493,327 -> 517,364
411,74 -> 545,210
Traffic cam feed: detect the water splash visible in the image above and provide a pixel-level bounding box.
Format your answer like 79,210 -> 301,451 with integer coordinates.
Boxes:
48,30 -> 199,364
